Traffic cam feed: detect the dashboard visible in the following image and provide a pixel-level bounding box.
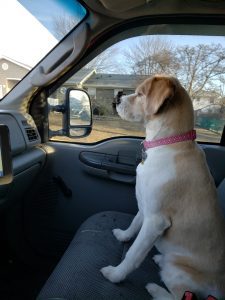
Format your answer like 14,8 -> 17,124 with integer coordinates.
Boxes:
0,111 -> 46,209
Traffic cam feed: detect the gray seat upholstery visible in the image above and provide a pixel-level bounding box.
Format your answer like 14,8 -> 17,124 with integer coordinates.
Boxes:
218,179 -> 225,216
38,179 -> 225,300
37,211 -> 163,300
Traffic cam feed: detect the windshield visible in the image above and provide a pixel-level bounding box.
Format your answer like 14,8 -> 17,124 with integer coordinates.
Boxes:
0,0 -> 86,100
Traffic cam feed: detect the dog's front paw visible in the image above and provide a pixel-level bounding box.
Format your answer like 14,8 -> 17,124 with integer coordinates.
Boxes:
113,228 -> 130,242
152,254 -> 163,267
100,265 -> 124,283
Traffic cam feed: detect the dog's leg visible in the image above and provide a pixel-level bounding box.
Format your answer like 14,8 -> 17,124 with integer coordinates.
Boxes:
146,283 -> 174,300
101,214 -> 171,283
148,261 -> 202,300
147,282 -> 202,300
113,211 -> 142,242
152,254 -> 163,268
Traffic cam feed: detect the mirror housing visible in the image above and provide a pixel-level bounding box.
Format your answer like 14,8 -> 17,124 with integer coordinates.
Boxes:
65,88 -> 92,138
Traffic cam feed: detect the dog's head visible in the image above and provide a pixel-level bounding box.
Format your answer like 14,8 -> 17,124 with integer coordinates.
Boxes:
116,75 -> 193,127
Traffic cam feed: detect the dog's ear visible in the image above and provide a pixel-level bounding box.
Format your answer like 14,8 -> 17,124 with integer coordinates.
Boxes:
146,76 -> 176,116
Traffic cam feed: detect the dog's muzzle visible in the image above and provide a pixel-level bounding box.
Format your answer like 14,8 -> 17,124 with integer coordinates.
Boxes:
116,92 -> 125,105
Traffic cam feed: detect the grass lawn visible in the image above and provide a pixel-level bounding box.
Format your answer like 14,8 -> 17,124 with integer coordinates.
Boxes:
49,114 -> 221,144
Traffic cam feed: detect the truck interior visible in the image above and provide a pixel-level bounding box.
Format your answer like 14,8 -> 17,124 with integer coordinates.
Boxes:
0,0 -> 225,299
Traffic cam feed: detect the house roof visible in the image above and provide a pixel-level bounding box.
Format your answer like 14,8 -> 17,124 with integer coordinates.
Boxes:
65,69 -> 148,89
83,73 -> 148,89
66,69 -> 96,85
66,69 -> 148,89
0,55 -> 31,70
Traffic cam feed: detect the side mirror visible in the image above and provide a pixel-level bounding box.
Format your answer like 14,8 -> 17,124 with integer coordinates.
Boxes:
65,89 -> 92,138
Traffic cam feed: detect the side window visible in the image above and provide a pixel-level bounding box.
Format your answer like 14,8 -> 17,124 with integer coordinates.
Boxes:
48,35 -> 225,143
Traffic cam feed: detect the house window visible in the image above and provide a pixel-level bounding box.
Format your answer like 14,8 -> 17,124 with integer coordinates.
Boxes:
1,63 -> 8,71
87,87 -> 96,98
7,79 -> 19,92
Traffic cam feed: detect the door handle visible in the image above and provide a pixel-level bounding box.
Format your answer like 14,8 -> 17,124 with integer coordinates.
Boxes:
30,23 -> 90,87
79,151 -> 137,184
79,151 -> 136,175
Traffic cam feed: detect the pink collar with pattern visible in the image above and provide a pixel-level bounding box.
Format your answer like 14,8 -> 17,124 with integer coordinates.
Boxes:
143,130 -> 196,150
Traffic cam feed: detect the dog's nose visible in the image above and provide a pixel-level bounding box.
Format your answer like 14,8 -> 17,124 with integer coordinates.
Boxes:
116,92 -> 125,105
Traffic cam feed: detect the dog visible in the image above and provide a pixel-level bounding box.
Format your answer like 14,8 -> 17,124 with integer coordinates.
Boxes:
101,74 -> 225,299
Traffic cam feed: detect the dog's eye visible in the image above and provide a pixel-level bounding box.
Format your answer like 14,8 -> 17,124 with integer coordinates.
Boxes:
137,92 -> 143,97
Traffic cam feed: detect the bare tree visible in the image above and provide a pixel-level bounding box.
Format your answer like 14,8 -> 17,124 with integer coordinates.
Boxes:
122,36 -> 178,75
86,46 -> 121,73
176,43 -> 225,100
123,38 -> 225,101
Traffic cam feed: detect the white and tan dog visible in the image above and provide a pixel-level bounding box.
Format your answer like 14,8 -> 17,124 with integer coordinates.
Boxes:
101,74 -> 225,299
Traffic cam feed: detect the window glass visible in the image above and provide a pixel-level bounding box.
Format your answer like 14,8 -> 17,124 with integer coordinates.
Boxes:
0,0 -> 86,100
48,34 -> 225,144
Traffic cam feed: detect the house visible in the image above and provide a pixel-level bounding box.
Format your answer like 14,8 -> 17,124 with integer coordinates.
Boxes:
0,56 -> 31,98
60,69 -> 148,114
83,72 -> 147,99
64,68 -> 148,98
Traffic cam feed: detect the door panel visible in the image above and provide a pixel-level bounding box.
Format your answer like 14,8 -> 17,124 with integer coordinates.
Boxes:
22,138 -> 142,258
21,138 -> 225,259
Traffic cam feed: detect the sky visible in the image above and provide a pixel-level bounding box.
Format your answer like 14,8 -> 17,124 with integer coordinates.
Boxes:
0,0 -> 57,67
18,0 -> 85,37
169,34 -> 225,47
104,34 -> 225,74
116,34 -> 225,50
0,0 -> 85,67
1,0 -> 225,69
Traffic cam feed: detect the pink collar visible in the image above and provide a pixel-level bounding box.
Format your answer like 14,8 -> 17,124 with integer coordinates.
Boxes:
143,130 -> 196,150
